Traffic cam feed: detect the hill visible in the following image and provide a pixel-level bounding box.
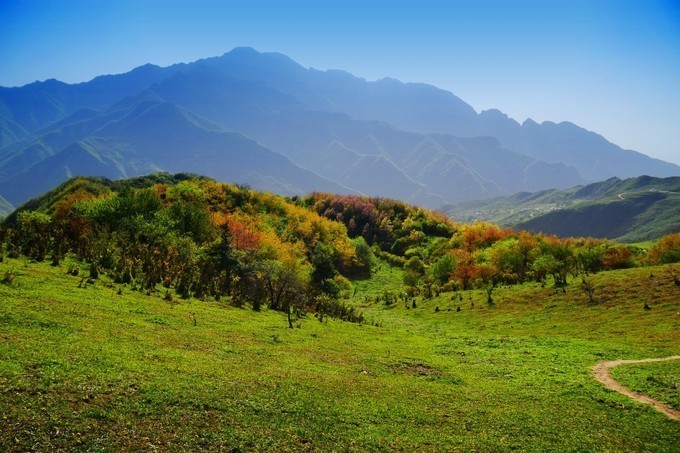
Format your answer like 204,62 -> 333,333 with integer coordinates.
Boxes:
1,174 -> 679,448
7,172 -> 680,306
443,176 -> 680,242
2,47 -> 678,207
1,252 -> 678,450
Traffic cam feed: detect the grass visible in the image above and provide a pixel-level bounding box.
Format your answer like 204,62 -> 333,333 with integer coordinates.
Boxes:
610,360 -> 680,412
350,259 -> 404,300
1,256 -> 678,451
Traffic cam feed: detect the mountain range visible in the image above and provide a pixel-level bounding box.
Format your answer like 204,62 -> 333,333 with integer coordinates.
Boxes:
1,47 -> 678,210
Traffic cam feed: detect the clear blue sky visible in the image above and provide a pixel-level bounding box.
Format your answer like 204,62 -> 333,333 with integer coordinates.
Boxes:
2,0 -> 679,164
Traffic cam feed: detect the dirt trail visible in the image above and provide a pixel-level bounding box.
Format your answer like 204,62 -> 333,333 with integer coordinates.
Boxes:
591,356 -> 680,421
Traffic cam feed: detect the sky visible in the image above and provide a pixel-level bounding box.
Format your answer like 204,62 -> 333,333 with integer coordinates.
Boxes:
1,0 -> 679,164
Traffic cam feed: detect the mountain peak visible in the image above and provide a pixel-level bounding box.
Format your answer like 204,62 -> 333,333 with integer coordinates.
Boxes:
376,77 -> 403,86
481,108 -> 504,117
225,46 -> 259,56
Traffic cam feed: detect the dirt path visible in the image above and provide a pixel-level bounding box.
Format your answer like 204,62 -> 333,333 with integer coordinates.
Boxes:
591,356 -> 680,420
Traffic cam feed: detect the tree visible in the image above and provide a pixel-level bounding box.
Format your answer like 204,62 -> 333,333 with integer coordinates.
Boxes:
428,253 -> 456,285
451,249 -> 478,290
311,242 -> 339,295
403,256 -> 425,288
574,245 -> 604,275
646,233 -> 680,265
533,254 -> 566,286
534,237 -> 573,286
487,238 -> 524,283
15,211 -> 52,261
580,277 -> 597,304
601,245 -> 632,270
260,258 -> 311,327
168,199 -> 216,243
351,236 -> 375,276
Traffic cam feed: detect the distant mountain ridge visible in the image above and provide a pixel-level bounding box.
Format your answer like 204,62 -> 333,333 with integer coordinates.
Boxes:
0,194 -> 13,219
1,47 -> 678,207
0,97 -> 350,204
442,175 -> 680,242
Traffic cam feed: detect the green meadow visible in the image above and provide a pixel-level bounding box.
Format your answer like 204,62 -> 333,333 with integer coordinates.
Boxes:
1,256 -> 678,451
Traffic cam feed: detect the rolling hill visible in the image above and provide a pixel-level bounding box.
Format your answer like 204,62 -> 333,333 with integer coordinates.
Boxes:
443,175 -> 680,242
0,172 -> 678,450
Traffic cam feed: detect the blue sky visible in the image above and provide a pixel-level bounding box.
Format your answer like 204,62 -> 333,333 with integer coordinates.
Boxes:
1,0 -> 679,164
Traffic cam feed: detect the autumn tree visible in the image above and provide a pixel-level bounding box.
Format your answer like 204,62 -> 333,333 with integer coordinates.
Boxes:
646,233 -> 680,264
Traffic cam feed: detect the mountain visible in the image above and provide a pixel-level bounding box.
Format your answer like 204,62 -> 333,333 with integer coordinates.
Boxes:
476,110 -> 679,181
0,194 -> 13,218
0,97 -> 350,205
1,47 -> 678,207
442,175 -> 680,242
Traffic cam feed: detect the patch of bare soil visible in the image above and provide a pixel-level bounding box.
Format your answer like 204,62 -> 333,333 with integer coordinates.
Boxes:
591,356 -> 680,421
390,361 -> 442,377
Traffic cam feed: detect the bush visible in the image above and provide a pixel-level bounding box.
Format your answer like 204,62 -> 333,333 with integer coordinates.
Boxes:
646,233 -> 680,265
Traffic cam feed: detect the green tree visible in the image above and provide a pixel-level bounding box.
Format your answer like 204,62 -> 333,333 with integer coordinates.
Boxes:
16,211 -> 52,261
428,253 -> 456,285
403,256 -> 425,287
311,242 -> 339,295
352,236 -> 375,276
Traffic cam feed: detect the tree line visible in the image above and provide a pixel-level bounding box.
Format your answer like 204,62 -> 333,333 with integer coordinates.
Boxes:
2,176 -> 679,317
1,178 -> 369,327
304,193 -> 680,295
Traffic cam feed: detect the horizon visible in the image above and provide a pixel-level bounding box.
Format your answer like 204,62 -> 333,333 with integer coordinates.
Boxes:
1,0 -> 679,166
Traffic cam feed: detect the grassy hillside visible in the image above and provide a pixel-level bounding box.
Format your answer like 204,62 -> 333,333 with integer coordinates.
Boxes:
1,256 -> 678,450
2,174 -> 679,449
443,175 -> 680,242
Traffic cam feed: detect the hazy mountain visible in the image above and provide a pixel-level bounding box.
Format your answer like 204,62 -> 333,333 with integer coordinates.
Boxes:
443,175 -> 680,242
476,109 -> 679,181
1,47 -> 677,207
0,63 -> 180,135
141,66 -> 584,205
0,98 -> 351,204
0,194 -> 13,219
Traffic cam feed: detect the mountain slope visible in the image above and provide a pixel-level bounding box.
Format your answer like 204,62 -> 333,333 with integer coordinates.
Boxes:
0,98 -> 352,205
1,47 -> 678,208
443,176 -> 680,242
477,110 -> 679,181
0,194 -> 13,219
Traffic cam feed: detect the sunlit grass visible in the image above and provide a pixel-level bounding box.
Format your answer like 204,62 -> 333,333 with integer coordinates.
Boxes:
611,360 -> 680,412
1,256 -> 678,450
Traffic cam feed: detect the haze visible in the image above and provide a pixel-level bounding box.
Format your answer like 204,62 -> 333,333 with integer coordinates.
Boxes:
1,0 -> 679,165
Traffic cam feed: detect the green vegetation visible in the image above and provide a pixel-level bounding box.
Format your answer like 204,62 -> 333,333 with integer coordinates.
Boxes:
4,175 -> 368,326
611,361 -> 680,412
1,257 -> 678,450
1,174 -> 679,449
443,175 -> 680,242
